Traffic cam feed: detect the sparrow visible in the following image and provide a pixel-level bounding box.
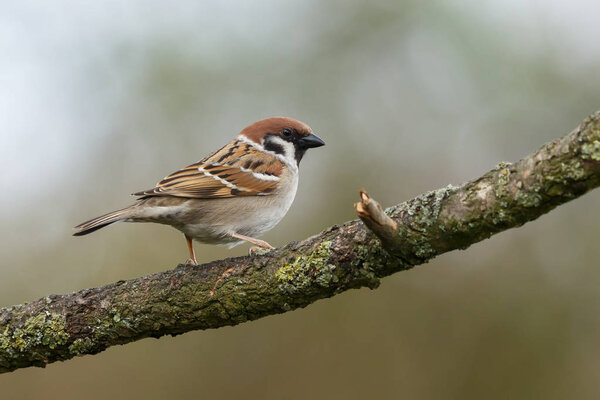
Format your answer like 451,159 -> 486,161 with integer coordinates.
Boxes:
73,117 -> 325,265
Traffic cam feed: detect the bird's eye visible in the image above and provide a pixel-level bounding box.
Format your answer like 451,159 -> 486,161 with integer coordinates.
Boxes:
281,128 -> 292,138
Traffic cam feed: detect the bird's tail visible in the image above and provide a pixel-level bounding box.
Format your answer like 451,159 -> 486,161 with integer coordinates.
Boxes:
73,206 -> 134,236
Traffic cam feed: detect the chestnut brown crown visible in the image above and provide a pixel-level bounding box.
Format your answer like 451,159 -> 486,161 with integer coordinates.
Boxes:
239,117 -> 325,165
240,117 -> 312,141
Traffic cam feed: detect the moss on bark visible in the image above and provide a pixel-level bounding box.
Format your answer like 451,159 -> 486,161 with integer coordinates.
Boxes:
1,111 -> 600,374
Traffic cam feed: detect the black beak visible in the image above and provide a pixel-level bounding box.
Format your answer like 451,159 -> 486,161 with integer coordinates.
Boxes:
299,133 -> 325,149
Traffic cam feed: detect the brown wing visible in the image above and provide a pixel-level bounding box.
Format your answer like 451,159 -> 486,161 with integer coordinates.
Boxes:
133,139 -> 284,199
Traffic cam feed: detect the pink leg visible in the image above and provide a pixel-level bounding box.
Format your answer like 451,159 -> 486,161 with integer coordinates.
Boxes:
185,235 -> 198,265
229,232 -> 274,250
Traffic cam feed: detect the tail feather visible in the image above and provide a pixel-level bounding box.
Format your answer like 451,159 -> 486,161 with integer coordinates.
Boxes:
73,207 -> 133,236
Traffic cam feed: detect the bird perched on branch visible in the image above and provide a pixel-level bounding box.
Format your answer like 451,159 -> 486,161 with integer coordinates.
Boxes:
73,117 -> 325,265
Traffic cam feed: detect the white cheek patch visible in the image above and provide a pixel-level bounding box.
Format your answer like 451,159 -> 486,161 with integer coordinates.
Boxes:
237,134 -> 298,173
263,136 -> 298,172
267,136 -> 295,159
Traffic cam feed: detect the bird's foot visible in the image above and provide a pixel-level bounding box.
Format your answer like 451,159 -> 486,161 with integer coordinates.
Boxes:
230,232 -> 274,251
248,246 -> 273,256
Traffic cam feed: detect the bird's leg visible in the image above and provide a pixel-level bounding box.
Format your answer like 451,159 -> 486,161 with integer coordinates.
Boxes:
184,235 -> 198,266
229,232 -> 274,253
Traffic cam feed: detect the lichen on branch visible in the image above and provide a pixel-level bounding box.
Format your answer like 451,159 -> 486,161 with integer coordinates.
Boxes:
1,111 -> 600,374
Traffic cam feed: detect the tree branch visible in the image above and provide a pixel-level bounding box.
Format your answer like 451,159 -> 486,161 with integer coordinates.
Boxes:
2,111 -> 600,374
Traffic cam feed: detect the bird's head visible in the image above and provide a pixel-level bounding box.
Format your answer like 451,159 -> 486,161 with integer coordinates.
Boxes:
240,117 -> 325,166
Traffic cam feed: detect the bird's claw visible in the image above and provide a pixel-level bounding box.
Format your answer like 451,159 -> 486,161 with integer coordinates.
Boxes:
248,246 -> 273,256
184,258 -> 198,266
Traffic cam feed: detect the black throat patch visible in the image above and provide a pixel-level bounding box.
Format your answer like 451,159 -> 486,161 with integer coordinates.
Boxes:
294,147 -> 307,165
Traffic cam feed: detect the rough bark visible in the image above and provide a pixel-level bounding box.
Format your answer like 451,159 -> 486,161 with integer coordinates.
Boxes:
2,111 -> 600,374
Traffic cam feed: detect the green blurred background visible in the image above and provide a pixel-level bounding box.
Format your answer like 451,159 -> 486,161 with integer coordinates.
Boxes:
2,0 -> 600,398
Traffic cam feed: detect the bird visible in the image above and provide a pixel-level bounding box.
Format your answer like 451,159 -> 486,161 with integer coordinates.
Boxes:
73,117 -> 325,265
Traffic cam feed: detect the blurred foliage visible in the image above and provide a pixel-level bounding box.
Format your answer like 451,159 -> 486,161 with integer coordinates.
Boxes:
2,1 -> 600,399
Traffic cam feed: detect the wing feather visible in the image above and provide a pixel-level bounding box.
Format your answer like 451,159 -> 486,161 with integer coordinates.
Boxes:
133,139 -> 284,199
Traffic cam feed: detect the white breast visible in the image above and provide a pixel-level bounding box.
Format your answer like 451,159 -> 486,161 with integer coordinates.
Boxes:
235,171 -> 298,237
170,169 -> 299,246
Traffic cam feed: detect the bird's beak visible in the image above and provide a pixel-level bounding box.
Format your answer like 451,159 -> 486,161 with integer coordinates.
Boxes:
299,133 -> 325,148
